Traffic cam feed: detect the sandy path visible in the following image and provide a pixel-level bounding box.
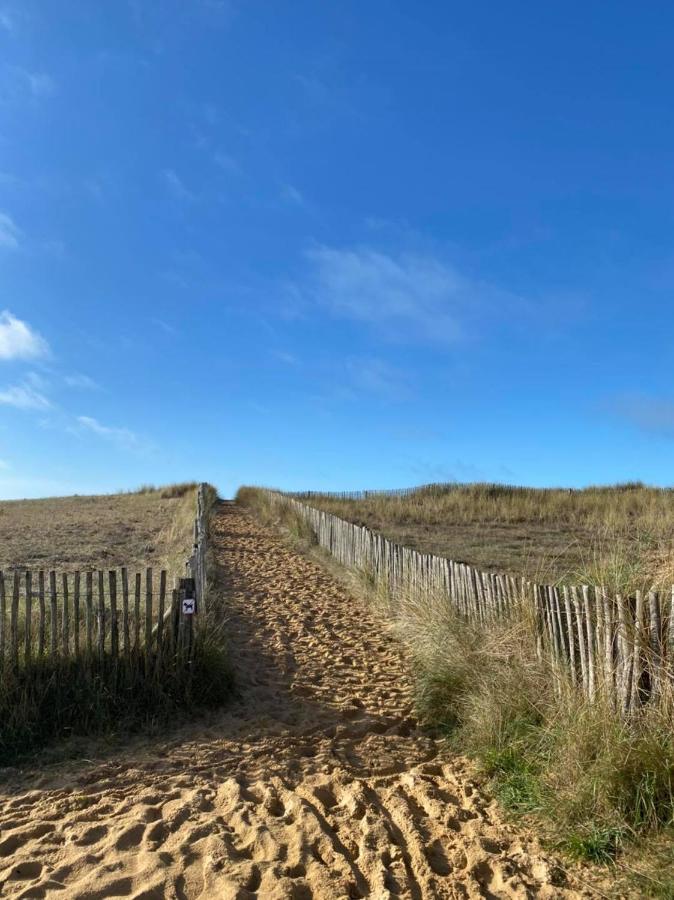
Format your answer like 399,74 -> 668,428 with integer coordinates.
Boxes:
0,503 -> 594,899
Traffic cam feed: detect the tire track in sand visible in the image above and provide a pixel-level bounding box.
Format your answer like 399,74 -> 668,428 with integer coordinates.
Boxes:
0,502 -> 595,899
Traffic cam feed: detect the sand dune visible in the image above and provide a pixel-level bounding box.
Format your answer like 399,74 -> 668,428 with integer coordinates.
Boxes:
0,503 -> 596,899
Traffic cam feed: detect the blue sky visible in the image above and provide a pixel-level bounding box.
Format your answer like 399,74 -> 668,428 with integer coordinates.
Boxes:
1,1 -> 674,499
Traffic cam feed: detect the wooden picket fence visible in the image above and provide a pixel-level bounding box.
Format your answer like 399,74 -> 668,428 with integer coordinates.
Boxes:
0,567 -> 196,672
265,490 -> 674,715
0,482 -> 210,679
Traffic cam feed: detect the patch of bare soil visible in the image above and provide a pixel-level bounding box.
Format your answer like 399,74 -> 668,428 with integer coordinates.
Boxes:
0,503 -> 599,898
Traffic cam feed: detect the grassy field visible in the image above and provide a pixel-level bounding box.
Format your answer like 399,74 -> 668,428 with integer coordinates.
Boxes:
296,482 -> 674,592
0,483 -> 198,575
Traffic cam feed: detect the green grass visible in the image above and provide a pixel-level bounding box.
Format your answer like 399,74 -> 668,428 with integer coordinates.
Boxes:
0,635 -> 233,763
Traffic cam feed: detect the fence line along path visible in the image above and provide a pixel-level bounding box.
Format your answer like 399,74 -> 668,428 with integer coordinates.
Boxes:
262,489 -> 674,716
0,482 -> 211,680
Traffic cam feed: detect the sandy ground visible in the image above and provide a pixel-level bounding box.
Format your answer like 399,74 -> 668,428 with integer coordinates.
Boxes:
0,503 -> 598,899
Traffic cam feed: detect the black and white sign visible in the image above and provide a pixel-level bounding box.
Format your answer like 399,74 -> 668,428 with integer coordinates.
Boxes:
182,597 -> 196,615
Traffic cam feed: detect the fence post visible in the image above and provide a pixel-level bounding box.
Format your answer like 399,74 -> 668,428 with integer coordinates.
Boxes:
24,571 -> 32,665
10,571 -> 19,669
0,572 -> 5,667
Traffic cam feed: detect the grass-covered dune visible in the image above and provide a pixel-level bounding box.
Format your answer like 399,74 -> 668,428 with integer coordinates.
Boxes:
0,482 -> 200,575
293,481 -> 674,594
239,484 -> 674,895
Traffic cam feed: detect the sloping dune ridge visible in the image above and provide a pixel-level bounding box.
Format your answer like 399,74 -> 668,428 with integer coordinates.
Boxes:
0,503 -> 597,899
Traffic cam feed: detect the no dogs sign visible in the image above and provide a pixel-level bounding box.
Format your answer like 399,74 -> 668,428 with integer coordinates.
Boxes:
182,597 -> 196,615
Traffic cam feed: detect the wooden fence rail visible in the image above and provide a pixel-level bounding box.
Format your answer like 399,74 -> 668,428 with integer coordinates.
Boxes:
264,490 -> 674,714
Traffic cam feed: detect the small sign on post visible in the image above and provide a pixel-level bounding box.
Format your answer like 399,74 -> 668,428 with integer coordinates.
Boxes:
182,597 -> 196,615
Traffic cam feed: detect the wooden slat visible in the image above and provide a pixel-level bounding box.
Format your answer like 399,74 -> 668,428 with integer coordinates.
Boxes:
109,570 -> 118,659
24,571 -> 32,664
572,586 -> 588,697
62,573 -> 69,655
10,571 -> 19,668
582,586 -> 595,700
38,570 -> 45,657
648,591 -> 663,701
121,567 -> 130,657
0,571 -> 5,664
49,571 -> 57,658
157,570 -> 166,656
73,572 -> 80,656
145,568 -> 153,666
602,590 -> 615,706
616,594 -> 631,713
563,586 -> 577,686
86,571 -> 94,654
630,591 -> 644,713
98,570 -> 105,659
134,572 -> 141,652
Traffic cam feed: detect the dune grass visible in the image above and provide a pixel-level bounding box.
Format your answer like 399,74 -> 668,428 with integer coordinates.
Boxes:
239,485 -> 674,893
0,482 -> 201,575
292,481 -> 674,593
0,483 -> 233,762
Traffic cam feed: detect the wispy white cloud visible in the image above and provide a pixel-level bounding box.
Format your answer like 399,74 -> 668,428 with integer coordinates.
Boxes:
274,350 -> 298,365
280,183 -> 304,206
2,66 -> 55,102
0,211 -> 21,249
0,382 -> 51,410
76,415 -> 140,450
302,244 -> 503,343
0,311 -> 49,360
161,168 -> 195,201
64,373 -> 99,390
150,316 -> 177,336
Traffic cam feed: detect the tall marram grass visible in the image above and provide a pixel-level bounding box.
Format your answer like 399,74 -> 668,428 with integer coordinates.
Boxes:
0,636 -> 232,763
301,481 -> 674,589
239,486 -> 674,889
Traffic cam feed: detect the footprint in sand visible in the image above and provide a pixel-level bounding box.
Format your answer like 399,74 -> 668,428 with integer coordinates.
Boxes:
0,503 -> 596,899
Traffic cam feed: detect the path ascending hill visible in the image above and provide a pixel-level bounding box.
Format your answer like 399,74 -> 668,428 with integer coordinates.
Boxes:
0,502 -> 592,899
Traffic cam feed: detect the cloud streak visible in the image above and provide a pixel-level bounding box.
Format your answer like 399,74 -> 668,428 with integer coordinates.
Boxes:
0,311 -> 49,360
76,415 -> 140,450
2,66 -> 56,103
0,212 -> 21,249
0,382 -> 51,410
161,168 -> 195,201
301,244 -> 507,344
64,373 -> 99,390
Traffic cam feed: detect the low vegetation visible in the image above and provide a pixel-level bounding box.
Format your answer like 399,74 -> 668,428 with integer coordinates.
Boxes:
0,483 -> 233,762
239,485 -> 674,894
0,482 -> 200,574
295,481 -> 674,592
